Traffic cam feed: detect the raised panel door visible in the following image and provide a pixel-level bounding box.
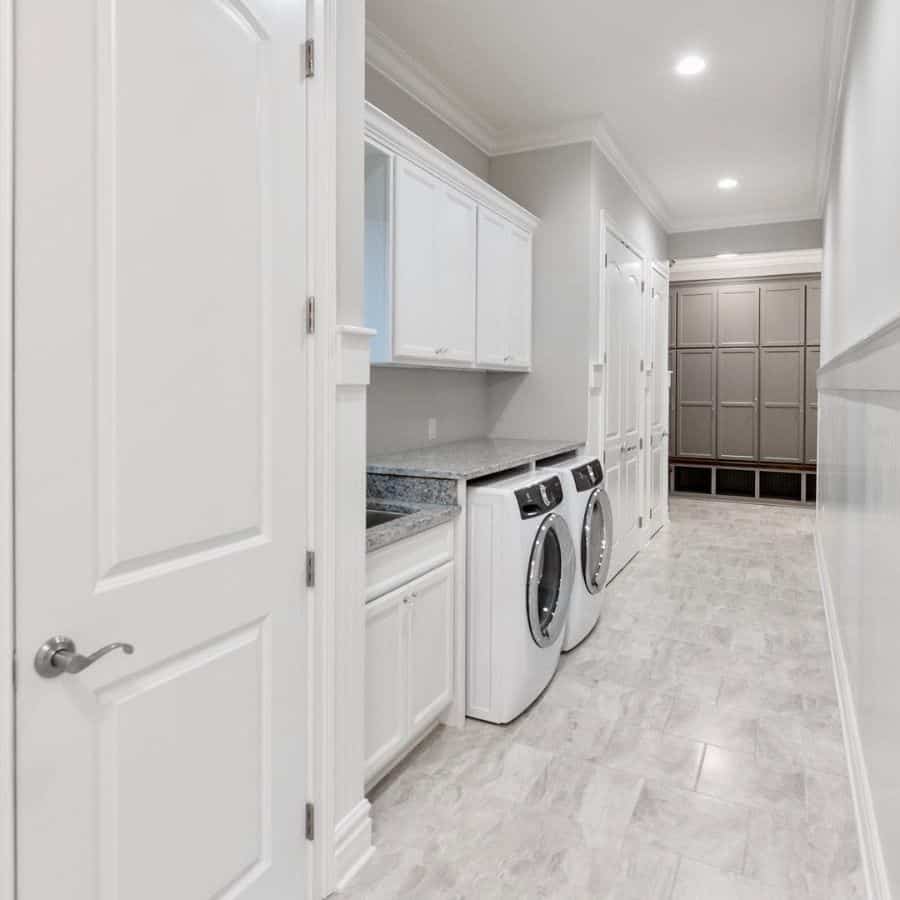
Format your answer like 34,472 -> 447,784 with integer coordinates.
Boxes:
677,350 -> 716,458
760,348 -> 804,462
717,349 -> 759,461
677,287 -> 716,347
717,284 -> 760,347
407,563 -> 455,737
761,282 -> 805,346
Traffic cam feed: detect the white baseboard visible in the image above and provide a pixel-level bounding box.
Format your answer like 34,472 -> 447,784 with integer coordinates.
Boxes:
333,798 -> 373,892
815,528 -> 892,899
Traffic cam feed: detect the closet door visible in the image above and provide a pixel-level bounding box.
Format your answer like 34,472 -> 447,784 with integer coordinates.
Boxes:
717,349 -> 758,461
806,348 -> 819,464
717,284 -> 759,347
677,350 -> 716,459
760,348 -> 804,462
677,287 -> 716,347
760,282 -> 804,346
806,282 -> 821,346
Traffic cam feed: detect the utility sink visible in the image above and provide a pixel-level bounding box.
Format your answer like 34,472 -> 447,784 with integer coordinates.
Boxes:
366,508 -> 407,529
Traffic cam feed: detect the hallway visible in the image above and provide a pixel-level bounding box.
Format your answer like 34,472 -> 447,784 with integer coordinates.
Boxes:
341,497 -> 863,899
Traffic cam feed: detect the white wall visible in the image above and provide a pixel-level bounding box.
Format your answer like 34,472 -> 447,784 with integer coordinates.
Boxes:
669,219 -> 823,260
817,0 -> 900,894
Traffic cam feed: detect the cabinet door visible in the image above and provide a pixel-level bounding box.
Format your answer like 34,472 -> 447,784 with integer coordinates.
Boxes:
717,349 -> 759,461
435,184 -> 477,363
364,588 -> 407,782
407,563 -> 455,738
760,282 -> 805,346
717,284 -> 759,347
760,348 -> 804,462
476,208 -> 511,367
677,287 -> 716,347
806,282 -> 821,346
668,350 -> 677,455
677,349 -> 716,459
806,348 -> 819,463
507,225 -> 533,368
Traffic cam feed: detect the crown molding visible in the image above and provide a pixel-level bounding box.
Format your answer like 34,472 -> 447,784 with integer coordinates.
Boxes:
668,206 -> 824,234
670,248 -> 823,283
815,0 -> 859,215
365,22 -> 498,156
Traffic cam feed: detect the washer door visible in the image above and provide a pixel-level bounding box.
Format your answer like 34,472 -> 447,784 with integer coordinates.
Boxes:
526,513 -> 575,648
582,487 -> 613,594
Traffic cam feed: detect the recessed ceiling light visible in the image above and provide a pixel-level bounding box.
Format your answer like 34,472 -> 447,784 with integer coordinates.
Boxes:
717,253 -> 739,259
718,177 -> 739,190
675,55 -> 707,77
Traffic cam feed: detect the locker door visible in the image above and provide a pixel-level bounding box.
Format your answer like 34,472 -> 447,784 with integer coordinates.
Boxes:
668,350 -> 677,456
806,282 -> 821,346
717,349 -> 759,461
717,284 -> 760,347
760,282 -> 805,346
677,349 -> 716,459
668,288 -> 677,349
677,287 -> 716,347
806,348 -> 820,464
760,348 -> 804,462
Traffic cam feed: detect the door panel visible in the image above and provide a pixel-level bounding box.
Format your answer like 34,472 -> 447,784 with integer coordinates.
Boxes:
15,0 -> 308,896
435,184 -> 476,363
717,349 -> 759,461
508,225 -> 533,367
604,233 -> 644,575
407,563 -> 454,736
668,350 -> 677,458
676,287 -> 716,347
677,350 -> 716,459
806,282 -> 821,346
668,288 -> 677,349
760,282 -> 805,346
717,284 -> 760,347
760,348 -> 804,462
806,348 -> 820,464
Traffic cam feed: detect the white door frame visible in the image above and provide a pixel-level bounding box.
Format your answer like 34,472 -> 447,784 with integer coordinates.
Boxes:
1,1 -> 347,897
1,0 -> 15,895
648,260 -> 671,532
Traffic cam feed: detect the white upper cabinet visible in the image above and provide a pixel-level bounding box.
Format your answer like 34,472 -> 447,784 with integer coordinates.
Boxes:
476,209 -> 533,370
365,103 -> 538,371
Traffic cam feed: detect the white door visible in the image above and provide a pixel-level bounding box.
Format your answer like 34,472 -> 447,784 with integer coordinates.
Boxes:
507,225 -> 533,369
604,233 -> 644,577
476,208 -> 512,367
648,268 -> 670,533
15,2 -> 308,898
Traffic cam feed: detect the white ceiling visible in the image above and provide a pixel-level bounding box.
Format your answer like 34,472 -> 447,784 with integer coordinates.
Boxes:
366,0 -> 851,232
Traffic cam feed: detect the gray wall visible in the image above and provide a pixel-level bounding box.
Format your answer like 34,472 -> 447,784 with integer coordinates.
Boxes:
487,144 -> 594,443
365,65 -> 490,180
669,220 -> 824,260
817,0 -> 900,893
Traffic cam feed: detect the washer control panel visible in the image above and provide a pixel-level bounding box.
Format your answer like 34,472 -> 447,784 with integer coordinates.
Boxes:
515,476 -> 564,519
572,458 -> 604,492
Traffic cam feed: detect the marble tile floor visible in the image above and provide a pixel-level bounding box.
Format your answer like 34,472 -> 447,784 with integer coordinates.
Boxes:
339,498 -> 864,900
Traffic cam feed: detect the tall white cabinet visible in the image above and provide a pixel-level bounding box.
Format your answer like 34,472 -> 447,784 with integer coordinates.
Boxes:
365,103 -> 539,371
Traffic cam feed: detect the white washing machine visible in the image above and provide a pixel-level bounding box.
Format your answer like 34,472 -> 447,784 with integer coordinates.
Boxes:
466,470 -> 576,724
540,455 -> 613,651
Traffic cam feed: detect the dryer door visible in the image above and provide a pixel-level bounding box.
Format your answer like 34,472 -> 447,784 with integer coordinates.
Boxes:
526,513 -> 575,647
582,487 -> 614,594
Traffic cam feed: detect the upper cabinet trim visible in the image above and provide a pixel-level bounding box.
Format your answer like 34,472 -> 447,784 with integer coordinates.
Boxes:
670,250 -> 823,284
365,102 -> 540,234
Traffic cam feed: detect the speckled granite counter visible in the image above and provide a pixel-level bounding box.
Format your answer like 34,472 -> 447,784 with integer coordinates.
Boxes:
367,438 -> 583,480
366,478 -> 460,554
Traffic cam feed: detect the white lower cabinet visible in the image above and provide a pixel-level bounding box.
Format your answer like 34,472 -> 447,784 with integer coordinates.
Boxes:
364,560 -> 454,785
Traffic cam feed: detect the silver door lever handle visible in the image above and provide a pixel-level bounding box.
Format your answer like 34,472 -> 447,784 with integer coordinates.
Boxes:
34,635 -> 134,678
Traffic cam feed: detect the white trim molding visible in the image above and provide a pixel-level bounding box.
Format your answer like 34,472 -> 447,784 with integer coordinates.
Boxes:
815,0 -> 859,214
815,531 -> 892,899
670,249 -> 823,283
334,798 -> 374,890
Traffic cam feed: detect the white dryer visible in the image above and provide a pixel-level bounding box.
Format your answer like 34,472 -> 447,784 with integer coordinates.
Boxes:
466,470 -> 576,724
541,456 -> 613,651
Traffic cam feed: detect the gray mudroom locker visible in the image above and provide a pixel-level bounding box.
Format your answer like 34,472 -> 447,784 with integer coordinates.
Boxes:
669,276 -> 820,502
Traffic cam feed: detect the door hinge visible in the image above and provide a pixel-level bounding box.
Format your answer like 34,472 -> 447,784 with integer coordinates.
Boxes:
602,450 -> 606,464
650,508 -> 654,519
639,437 -> 644,450
639,515 -> 644,528
604,253 -> 608,268
639,359 -> 644,372
306,550 -> 315,588
305,296 -> 316,335
641,279 -> 646,293
304,39 -> 315,78
305,802 -> 315,841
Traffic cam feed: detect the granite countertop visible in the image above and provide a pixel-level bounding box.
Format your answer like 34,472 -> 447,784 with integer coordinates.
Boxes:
367,437 -> 583,480
366,497 -> 460,554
